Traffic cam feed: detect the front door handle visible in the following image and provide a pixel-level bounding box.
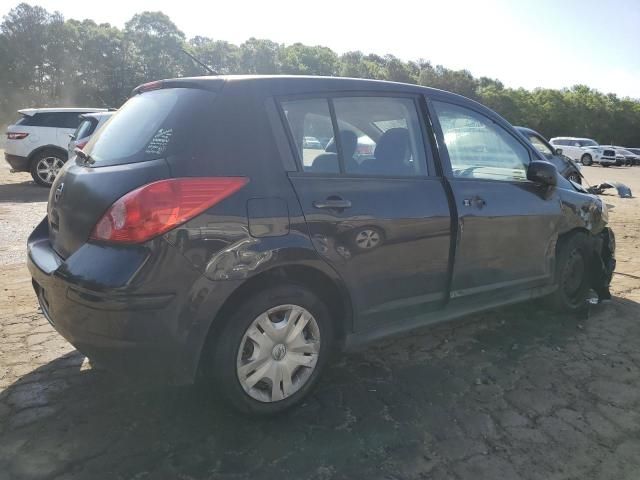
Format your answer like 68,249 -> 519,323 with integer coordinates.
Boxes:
313,198 -> 352,210
463,196 -> 486,209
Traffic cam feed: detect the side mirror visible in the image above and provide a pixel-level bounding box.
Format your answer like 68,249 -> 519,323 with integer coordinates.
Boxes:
527,161 -> 557,186
68,133 -> 75,139
555,148 -> 563,155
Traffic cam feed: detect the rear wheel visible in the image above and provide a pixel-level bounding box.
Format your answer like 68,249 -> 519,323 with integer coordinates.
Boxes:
549,232 -> 591,312
30,150 -> 66,187
581,154 -> 593,166
209,284 -> 333,415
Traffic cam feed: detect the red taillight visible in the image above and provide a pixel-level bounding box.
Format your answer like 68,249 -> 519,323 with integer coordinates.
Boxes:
7,132 -> 29,140
90,177 -> 249,244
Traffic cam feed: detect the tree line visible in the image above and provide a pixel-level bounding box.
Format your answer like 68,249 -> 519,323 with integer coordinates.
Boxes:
1,3 -> 639,146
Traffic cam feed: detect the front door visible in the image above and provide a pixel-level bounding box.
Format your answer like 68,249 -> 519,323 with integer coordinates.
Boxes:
429,99 -> 563,299
281,95 -> 453,330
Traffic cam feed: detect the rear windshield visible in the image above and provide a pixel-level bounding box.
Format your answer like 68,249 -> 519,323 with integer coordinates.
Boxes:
83,88 -> 217,166
74,118 -> 97,140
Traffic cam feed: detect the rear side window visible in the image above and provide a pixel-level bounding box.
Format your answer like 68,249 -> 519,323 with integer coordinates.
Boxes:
281,95 -> 428,177
74,119 -> 97,140
57,112 -> 84,129
84,88 -> 217,166
333,97 -> 426,176
281,99 -> 338,173
18,112 -> 83,128
14,115 -> 31,126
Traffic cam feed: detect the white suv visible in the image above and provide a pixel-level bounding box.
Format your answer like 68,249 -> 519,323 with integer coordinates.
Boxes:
5,107 -> 107,186
549,137 -> 616,167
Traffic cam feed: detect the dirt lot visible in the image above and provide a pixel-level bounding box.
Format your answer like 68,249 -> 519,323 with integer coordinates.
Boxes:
1,155 -> 640,480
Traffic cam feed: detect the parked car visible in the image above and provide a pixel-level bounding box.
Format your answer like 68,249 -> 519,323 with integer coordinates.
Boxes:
67,112 -> 115,159
5,107 -> 108,186
28,76 -> 616,415
581,145 -> 619,167
611,147 -> 640,166
515,127 -> 582,183
549,137 -> 617,167
627,148 -> 640,157
549,137 -> 597,162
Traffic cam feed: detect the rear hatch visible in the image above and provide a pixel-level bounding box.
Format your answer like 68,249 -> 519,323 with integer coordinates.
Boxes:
48,86 -> 221,259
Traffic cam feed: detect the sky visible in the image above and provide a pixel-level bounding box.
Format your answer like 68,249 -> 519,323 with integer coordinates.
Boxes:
3,0 -> 640,98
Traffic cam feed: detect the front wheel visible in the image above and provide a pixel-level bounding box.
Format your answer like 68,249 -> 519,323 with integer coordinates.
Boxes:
30,150 -> 66,187
548,233 -> 591,312
209,284 -> 333,415
581,154 -> 593,166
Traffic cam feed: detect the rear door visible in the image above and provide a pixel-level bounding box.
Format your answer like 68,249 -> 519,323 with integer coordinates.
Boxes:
281,94 -> 452,330
428,98 -> 562,300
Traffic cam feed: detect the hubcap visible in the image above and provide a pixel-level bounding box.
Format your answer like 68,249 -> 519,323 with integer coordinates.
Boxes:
236,304 -> 320,403
36,156 -> 64,184
355,229 -> 381,249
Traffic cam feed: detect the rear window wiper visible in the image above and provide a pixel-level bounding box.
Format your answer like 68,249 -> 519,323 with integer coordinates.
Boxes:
74,147 -> 95,166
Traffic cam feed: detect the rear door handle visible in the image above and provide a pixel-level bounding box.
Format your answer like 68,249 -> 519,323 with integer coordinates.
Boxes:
313,199 -> 352,209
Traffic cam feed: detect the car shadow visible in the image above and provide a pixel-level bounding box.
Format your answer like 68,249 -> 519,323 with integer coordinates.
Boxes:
1,298 -> 640,479
0,180 -> 49,203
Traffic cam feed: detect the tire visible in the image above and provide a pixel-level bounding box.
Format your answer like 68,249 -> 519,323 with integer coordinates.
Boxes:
567,172 -> 581,184
581,154 -> 593,166
209,284 -> 333,415
30,150 -> 66,187
548,232 -> 591,312
602,163 -> 610,168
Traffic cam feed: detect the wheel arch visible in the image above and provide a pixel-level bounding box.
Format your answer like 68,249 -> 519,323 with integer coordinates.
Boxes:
27,144 -> 69,164
196,262 -> 354,377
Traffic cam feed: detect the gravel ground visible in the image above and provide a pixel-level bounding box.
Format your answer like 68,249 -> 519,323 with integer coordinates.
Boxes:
1,155 -> 640,480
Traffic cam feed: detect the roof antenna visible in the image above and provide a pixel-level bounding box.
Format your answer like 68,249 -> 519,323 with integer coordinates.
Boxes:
181,47 -> 218,75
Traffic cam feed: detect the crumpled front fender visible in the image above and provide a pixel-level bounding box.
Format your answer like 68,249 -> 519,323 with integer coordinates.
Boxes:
589,227 -> 616,301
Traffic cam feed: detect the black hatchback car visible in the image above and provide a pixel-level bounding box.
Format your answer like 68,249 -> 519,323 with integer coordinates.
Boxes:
28,76 -> 615,414
515,126 -> 582,184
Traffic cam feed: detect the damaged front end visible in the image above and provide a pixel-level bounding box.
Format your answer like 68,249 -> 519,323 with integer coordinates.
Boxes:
589,227 -> 616,301
587,181 -> 633,198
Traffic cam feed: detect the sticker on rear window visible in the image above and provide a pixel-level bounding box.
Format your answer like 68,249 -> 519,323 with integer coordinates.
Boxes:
145,128 -> 173,155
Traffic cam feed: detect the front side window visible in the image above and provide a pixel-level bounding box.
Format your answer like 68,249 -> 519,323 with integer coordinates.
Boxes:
433,101 -> 529,181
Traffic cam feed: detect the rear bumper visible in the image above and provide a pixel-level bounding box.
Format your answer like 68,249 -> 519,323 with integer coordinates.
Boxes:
28,245 -> 180,383
4,153 -> 29,171
26,217 -> 239,385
